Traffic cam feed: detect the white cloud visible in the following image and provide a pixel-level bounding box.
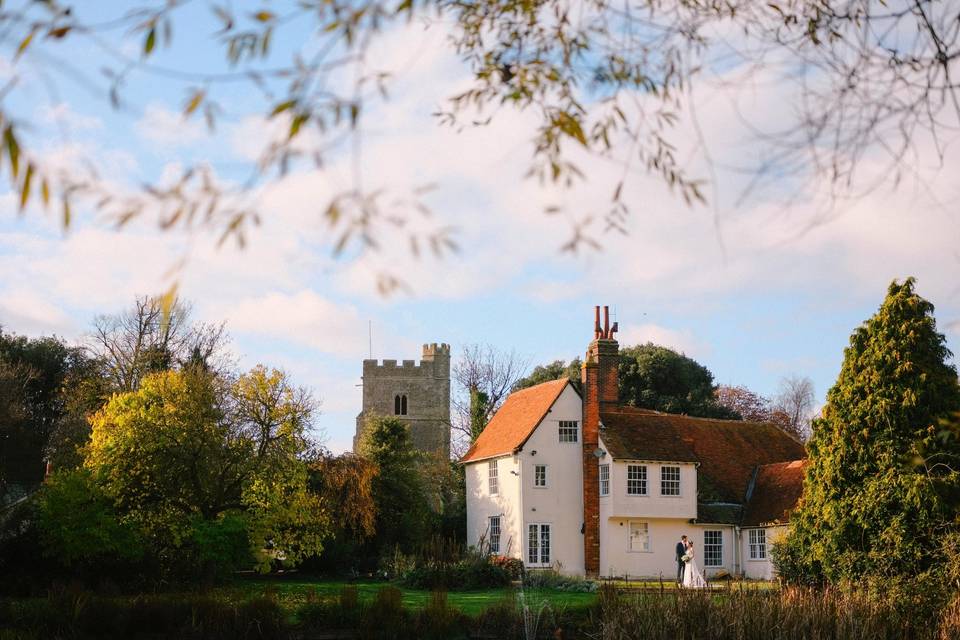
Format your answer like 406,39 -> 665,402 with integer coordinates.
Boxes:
136,103 -> 207,148
0,289 -> 76,337
618,323 -> 711,357
219,289 -> 411,358
37,103 -> 104,132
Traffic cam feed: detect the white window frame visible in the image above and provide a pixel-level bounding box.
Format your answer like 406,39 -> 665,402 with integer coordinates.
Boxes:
489,516 -> 501,554
599,464 -> 610,497
660,465 -> 681,496
527,523 -> 551,566
533,464 -> 548,488
748,529 -> 767,560
488,460 -> 499,495
626,464 -> 648,496
703,530 -> 723,567
628,521 -> 650,553
558,420 -> 579,443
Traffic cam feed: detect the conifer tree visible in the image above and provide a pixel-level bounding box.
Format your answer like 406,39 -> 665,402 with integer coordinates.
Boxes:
779,278 -> 960,583
358,416 -> 432,552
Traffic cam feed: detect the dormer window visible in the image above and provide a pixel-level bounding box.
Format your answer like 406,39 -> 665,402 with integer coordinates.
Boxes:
394,394 -> 408,415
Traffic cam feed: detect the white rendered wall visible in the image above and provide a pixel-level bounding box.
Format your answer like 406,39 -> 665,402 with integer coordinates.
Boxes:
465,453 -> 523,560
597,442 -> 697,520
517,384 -> 585,575
740,525 -> 789,580
599,517 -> 736,579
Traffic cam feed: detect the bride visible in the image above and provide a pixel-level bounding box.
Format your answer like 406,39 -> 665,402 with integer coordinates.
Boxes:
682,540 -> 708,589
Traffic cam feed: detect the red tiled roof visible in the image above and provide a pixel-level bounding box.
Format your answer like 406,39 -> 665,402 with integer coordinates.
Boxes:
460,378 -> 572,463
742,459 -> 807,526
599,407 -> 806,503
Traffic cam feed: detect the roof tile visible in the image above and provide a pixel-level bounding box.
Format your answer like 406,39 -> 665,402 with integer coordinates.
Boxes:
742,459 -> 807,526
600,407 -> 806,503
460,378 -> 571,463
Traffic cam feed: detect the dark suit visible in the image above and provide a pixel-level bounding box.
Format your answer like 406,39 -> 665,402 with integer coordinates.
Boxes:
676,541 -> 686,584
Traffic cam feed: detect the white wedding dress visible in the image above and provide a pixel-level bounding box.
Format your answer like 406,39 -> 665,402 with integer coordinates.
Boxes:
682,547 -> 708,588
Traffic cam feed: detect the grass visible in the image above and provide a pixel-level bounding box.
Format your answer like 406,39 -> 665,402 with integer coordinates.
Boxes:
217,575 -> 598,616
601,578 -> 778,591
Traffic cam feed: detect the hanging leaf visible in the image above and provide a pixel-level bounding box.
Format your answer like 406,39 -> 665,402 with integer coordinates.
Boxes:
5,126 -> 20,179
144,27 -> 156,56
15,28 -> 37,61
19,162 -> 33,211
62,197 -> 71,229
253,10 -> 275,22
41,177 -> 50,207
183,89 -> 206,117
289,113 -> 309,138
157,283 -> 179,334
270,99 -> 297,117
46,26 -> 71,39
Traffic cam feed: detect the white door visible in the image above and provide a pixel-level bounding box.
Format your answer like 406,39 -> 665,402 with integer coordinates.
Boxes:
527,523 -> 551,566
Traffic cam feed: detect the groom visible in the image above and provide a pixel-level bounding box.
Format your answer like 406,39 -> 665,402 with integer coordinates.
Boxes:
675,535 -> 687,586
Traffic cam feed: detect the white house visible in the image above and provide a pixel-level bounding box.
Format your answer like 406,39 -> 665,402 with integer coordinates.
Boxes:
463,378 -> 586,574
462,306 -> 807,580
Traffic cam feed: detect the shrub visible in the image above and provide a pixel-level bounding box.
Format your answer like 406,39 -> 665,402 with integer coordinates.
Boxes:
359,586 -> 410,639
414,591 -> 470,640
379,546 -> 418,580
474,597 -> 522,639
524,569 -> 598,592
402,557 -> 511,590
298,585 -> 363,631
490,555 -> 525,580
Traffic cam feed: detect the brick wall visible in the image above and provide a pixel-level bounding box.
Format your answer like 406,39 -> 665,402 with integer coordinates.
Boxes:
582,336 -> 619,576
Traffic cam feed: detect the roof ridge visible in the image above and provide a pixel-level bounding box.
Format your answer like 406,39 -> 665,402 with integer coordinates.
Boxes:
509,377 -> 568,395
603,406 -> 783,427
460,378 -> 570,463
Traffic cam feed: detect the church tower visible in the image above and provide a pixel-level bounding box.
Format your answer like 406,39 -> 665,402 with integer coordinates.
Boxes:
353,343 -> 451,459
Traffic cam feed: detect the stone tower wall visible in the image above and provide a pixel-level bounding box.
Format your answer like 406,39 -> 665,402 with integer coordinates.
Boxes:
354,343 -> 451,458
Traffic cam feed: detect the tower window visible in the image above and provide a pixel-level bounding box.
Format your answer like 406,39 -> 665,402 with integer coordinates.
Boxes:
394,394 -> 408,415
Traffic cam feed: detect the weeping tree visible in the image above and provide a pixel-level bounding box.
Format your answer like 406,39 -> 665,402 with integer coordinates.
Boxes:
2,2 -> 958,294
777,278 -> 960,585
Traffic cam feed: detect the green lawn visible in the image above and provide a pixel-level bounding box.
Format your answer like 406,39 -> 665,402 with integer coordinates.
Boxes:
217,575 -> 777,617
218,576 -> 599,616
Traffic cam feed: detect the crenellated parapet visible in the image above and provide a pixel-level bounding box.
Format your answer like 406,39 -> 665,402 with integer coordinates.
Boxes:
361,343 -> 451,379
354,341 -> 451,458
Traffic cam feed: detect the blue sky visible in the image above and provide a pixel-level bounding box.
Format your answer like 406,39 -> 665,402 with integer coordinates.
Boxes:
1,3 -> 957,452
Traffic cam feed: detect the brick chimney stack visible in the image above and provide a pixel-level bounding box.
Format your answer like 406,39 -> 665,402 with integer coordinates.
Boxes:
581,305 -> 619,577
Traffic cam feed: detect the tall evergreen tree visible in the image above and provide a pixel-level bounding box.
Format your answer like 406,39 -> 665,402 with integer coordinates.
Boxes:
357,416 -> 432,552
779,278 -> 960,583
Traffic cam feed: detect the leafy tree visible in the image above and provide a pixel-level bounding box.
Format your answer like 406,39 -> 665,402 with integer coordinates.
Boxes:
1,1 -> 955,292
715,383 -> 808,439
85,366 -> 327,579
715,385 -> 770,422
306,451 -> 379,570
0,360 -> 34,487
357,415 -> 433,553
779,278 -> 960,583
35,468 -> 144,569
0,329 -> 97,482
618,345 -> 736,418
514,346 -> 733,418
309,452 -> 379,541
513,359 -> 582,392
44,353 -> 113,471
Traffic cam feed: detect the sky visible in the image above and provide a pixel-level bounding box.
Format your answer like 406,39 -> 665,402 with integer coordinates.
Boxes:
1,3 -> 958,453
